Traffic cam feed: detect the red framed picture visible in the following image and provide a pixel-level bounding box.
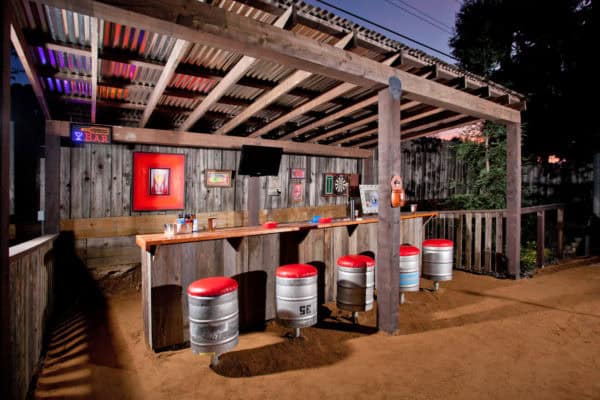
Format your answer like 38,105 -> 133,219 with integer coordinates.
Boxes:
132,152 -> 185,211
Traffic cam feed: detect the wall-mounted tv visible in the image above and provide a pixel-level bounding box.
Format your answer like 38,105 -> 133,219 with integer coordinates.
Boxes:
238,145 -> 283,176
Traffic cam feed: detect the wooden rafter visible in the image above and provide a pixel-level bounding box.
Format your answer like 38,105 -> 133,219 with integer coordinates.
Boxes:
280,67 -> 436,141
9,24 -> 50,119
402,117 -> 479,140
308,99 -> 424,143
139,39 -> 189,127
177,7 -> 293,132
309,114 -> 377,143
90,17 -> 98,123
215,31 -> 355,135
248,53 -> 400,138
331,127 -> 377,145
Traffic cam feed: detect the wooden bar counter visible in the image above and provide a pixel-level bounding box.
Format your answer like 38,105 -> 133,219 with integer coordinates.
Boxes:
136,212 -> 436,351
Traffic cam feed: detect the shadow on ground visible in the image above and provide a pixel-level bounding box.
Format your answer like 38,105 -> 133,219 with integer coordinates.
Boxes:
34,232 -> 133,399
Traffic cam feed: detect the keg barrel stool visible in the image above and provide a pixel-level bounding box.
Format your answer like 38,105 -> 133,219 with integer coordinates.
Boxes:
421,239 -> 454,291
276,264 -> 318,338
188,277 -> 239,366
336,255 -> 375,324
399,245 -> 420,304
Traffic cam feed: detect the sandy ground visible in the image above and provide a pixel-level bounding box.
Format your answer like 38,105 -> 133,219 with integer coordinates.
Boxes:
34,259 -> 600,400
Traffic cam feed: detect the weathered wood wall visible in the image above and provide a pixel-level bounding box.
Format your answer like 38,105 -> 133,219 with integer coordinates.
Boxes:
59,143 -> 360,280
7,235 -> 56,399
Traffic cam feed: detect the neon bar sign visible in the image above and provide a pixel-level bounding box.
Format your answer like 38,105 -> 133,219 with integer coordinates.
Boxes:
70,123 -> 112,144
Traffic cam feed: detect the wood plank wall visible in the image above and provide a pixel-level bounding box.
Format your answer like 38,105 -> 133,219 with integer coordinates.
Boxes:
7,236 -> 56,399
59,143 -> 359,280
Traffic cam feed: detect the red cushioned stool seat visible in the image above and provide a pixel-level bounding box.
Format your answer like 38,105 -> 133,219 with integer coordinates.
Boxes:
355,255 -> 375,267
276,263 -> 317,278
187,276 -> 238,297
400,245 -> 420,256
423,239 -> 454,248
337,255 -> 367,268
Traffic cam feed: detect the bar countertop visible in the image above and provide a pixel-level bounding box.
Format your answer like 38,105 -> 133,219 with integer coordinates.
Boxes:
135,212 -> 438,251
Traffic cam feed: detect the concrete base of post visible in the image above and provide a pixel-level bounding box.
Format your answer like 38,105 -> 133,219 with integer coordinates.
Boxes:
433,281 -> 440,291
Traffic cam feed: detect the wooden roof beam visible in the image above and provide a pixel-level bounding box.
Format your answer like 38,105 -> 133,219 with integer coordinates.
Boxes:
401,114 -> 473,136
36,0 -> 521,124
402,117 -> 480,141
46,119 -> 372,158
178,7 -> 293,132
330,127 -> 377,145
139,39 -> 189,127
251,53 -> 401,139
90,17 -> 98,123
310,114 -> 377,143
214,31 -> 354,135
277,64 -> 435,140
9,24 -> 51,119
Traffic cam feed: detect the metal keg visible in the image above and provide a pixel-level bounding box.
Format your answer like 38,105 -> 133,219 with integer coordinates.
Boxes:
187,277 -> 239,356
336,255 -> 374,312
422,239 -> 454,284
399,245 -> 420,292
276,264 -> 318,329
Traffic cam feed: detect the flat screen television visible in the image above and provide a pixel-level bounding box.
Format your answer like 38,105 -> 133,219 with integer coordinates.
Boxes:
237,145 -> 283,176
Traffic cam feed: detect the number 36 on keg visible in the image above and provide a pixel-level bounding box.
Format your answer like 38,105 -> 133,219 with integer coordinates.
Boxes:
299,304 -> 312,315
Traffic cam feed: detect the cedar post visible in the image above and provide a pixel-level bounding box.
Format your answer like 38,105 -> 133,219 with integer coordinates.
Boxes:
536,210 -> 545,267
506,122 -> 522,278
1,0 -> 11,395
376,79 -> 401,333
44,129 -> 60,233
557,207 -> 564,257
247,176 -> 260,226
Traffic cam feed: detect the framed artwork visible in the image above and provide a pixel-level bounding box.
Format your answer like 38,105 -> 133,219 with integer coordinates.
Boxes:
290,168 -> 306,179
267,176 -> 282,196
205,169 -> 233,187
133,152 -> 185,211
291,182 -> 304,203
323,173 -> 350,196
149,168 -> 170,195
359,184 -> 379,214
323,173 -> 335,196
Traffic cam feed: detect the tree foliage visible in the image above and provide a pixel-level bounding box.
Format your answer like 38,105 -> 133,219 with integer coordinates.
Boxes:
447,122 -> 507,209
450,0 -> 595,158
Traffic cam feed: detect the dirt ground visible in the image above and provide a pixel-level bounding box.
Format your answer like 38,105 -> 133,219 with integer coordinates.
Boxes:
34,258 -> 600,400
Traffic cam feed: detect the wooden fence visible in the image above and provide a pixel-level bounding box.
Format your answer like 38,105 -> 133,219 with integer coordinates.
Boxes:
424,204 -> 564,275
7,234 -> 57,399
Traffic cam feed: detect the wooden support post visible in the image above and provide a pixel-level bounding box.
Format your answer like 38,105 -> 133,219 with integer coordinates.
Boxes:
247,176 -> 260,226
536,210 -> 545,268
506,122 -> 522,278
363,153 -> 375,185
594,153 -> 600,218
1,0 -> 11,395
376,81 -> 401,334
44,130 -> 60,233
557,207 -> 564,258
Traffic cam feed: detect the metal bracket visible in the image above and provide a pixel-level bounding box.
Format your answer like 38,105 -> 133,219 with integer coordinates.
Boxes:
388,76 -> 402,101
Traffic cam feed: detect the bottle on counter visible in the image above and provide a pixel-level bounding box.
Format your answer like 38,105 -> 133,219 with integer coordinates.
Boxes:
192,213 -> 199,232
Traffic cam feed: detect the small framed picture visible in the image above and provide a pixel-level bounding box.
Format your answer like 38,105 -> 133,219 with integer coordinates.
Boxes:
292,182 -> 304,203
323,173 -> 335,196
149,168 -> 170,196
359,184 -> 379,214
290,168 -> 305,179
205,169 -> 233,187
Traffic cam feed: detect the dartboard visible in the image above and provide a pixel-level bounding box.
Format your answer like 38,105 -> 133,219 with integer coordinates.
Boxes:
334,175 -> 349,195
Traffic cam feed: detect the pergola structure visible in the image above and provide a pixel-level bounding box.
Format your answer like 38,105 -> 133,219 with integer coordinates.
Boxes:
1,0 -> 525,387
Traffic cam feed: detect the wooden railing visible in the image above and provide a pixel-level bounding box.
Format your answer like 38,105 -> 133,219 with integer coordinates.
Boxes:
7,234 -> 57,399
424,204 -> 564,275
